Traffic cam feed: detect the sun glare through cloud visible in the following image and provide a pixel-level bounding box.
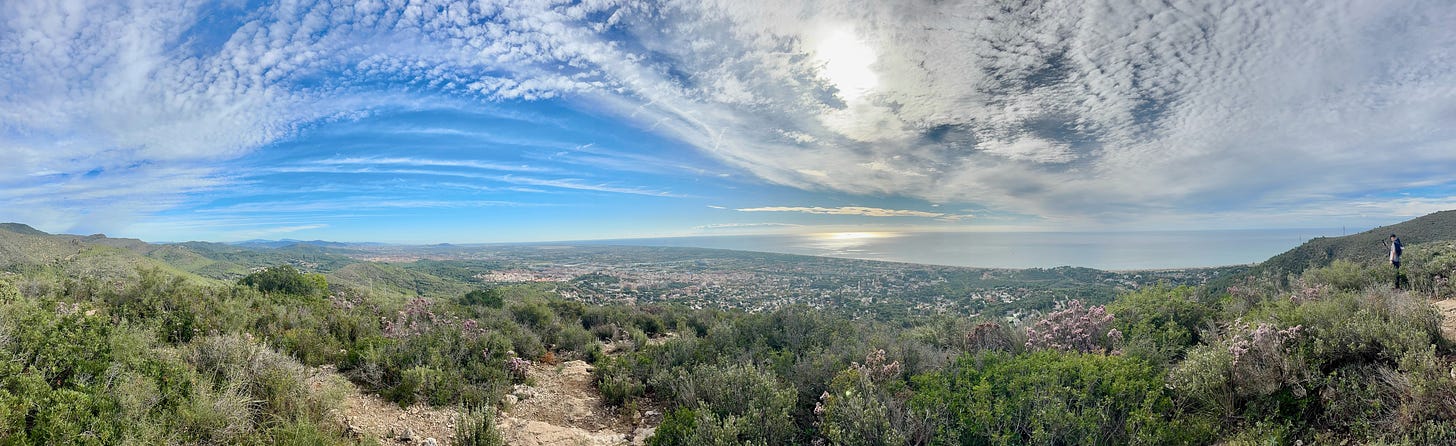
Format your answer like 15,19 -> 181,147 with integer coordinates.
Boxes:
812,25 -> 880,102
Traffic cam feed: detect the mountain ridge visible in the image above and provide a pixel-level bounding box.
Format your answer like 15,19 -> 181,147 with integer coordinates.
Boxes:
1257,209 -> 1456,277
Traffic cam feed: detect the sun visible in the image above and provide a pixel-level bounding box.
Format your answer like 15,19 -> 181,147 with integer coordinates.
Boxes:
812,26 -> 879,102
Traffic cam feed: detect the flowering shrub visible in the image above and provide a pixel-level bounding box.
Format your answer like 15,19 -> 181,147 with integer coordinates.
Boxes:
506,357 -> 531,383
964,321 -> 1017,353
1025,300 -> 1119,354
1226,321 -> 1306,398
852,349 -> 903,383
382,297 -> 438,338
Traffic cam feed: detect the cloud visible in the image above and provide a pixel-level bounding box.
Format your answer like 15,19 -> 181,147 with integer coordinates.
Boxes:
197,199 -> 535,214
737,206 -> 973,221
579,0 -> 1456,224
693,222 -> 803,230
258,165 -> 684,197
4,0 -> 1455,234
311,157 -> 552,173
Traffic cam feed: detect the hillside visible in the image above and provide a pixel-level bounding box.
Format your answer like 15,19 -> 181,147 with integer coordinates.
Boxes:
1258,210 -> 1456,277
0,224 -> 210,283
327,262 -> 474,299
158,242 -> 362,279
0,224 -> 379,286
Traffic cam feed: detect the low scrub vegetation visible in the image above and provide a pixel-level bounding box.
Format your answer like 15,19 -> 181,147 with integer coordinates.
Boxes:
2,245 -> 1455,444
599,259 -> 1456,444
0,269 -> 675,443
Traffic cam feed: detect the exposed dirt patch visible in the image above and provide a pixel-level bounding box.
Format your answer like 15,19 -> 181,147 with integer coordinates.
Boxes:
499,359 -> 656,446
324,365 -> 458,445
326,354 -> 659,446
1434,299 -> 1456,344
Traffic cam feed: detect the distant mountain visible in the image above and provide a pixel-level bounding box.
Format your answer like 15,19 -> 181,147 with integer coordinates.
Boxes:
0,224 -> 371,282
1258,210 -> 1456,277
231,239 -> 387,249
0,222 -> 210,283
0,223 -> 49,236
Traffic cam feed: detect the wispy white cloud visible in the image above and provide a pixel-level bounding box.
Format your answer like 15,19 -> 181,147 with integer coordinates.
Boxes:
693,222 -> 803,231
308,157 -> 551,173
737,206 -> 973,221
4,0 -> 1455,235
197,199 -> 535,214
258,165 -> 684,197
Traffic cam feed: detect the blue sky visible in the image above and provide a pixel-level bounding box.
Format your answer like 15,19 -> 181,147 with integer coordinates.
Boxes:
2,0 -> 1455,243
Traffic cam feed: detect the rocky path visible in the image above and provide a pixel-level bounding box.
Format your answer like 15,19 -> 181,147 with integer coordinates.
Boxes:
498,359 -> 655,446
326,355 -> 657,446
325,364 -> 458,445
1435,299 -> 1456,343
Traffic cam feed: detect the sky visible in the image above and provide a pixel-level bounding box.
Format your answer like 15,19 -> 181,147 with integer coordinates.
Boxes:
2,0 -> 1455,243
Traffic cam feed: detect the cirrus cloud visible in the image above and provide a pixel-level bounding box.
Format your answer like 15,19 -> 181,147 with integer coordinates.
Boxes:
737,206 -> 974,221
3,0 -> 1454,237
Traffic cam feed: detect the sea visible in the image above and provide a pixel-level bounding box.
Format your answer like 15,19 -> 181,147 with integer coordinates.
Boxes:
589,228 -> 1352,270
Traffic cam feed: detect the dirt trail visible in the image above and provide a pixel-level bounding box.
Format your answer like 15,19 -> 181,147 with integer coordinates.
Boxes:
1434,299 -> 1456,343
323,364 -> 458,445
498,359 -> 655,446
326,355 -> 657,446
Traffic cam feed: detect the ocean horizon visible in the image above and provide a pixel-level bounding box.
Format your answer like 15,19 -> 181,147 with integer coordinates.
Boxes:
583,228 -> 1355,270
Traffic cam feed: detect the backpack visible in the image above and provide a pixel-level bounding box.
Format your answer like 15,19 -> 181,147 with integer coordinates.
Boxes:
1395,239 -> 1403,256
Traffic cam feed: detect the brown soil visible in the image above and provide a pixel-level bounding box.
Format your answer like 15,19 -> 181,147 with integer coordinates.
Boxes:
498,359 -> 656,446
324,365 -> 458,445
327,354 -> 658,446
1434,299 -> 1456,344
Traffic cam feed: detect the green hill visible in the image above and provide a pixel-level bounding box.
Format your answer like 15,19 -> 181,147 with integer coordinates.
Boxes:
155,242 -> 361,279
1258,209 -> 1456,277
327,262 -> 473,299
0,223 -> 213,284
0,223 -> 49,236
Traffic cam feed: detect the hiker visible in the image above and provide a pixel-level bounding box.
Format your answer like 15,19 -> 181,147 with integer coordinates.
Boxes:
1388,234 -> 1403,269
1388,234 -> 1403,288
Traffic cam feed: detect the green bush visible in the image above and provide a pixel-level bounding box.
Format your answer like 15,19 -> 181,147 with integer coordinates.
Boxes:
649,362 -> 798,445
1108,285 -> 1213,364
1301,259 -> 1378,292
649,405 -> 764,446
455,404 -> 504,446
462,288 -> 505,308
239,265 -> 328,298
913,350 -> 1204,445
1402,241 -> 1456,297
817,361 -> 921,445
0,295 -> 352,445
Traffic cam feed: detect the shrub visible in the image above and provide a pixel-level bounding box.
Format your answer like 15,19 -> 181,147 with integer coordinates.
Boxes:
462,288 -> 505,309
239,265 -> 328,298
816,350 -> 929,445
1301,259 -> 1376,292
650,362 -> 798,445
648,406 -> 760,446
1107,285 -> 1212,363
506,357 -> 531,383
913,350 -> 1202,445
455,404 -> 504,446
962,321 -> 1017,353
1025,300 -> 1120,353
0,277 -> 19,303
1402,241 -> 1456,297
554,323 -> 596,356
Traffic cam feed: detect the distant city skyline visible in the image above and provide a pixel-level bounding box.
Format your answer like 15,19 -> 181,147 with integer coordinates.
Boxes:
3,1 -> 1454,243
